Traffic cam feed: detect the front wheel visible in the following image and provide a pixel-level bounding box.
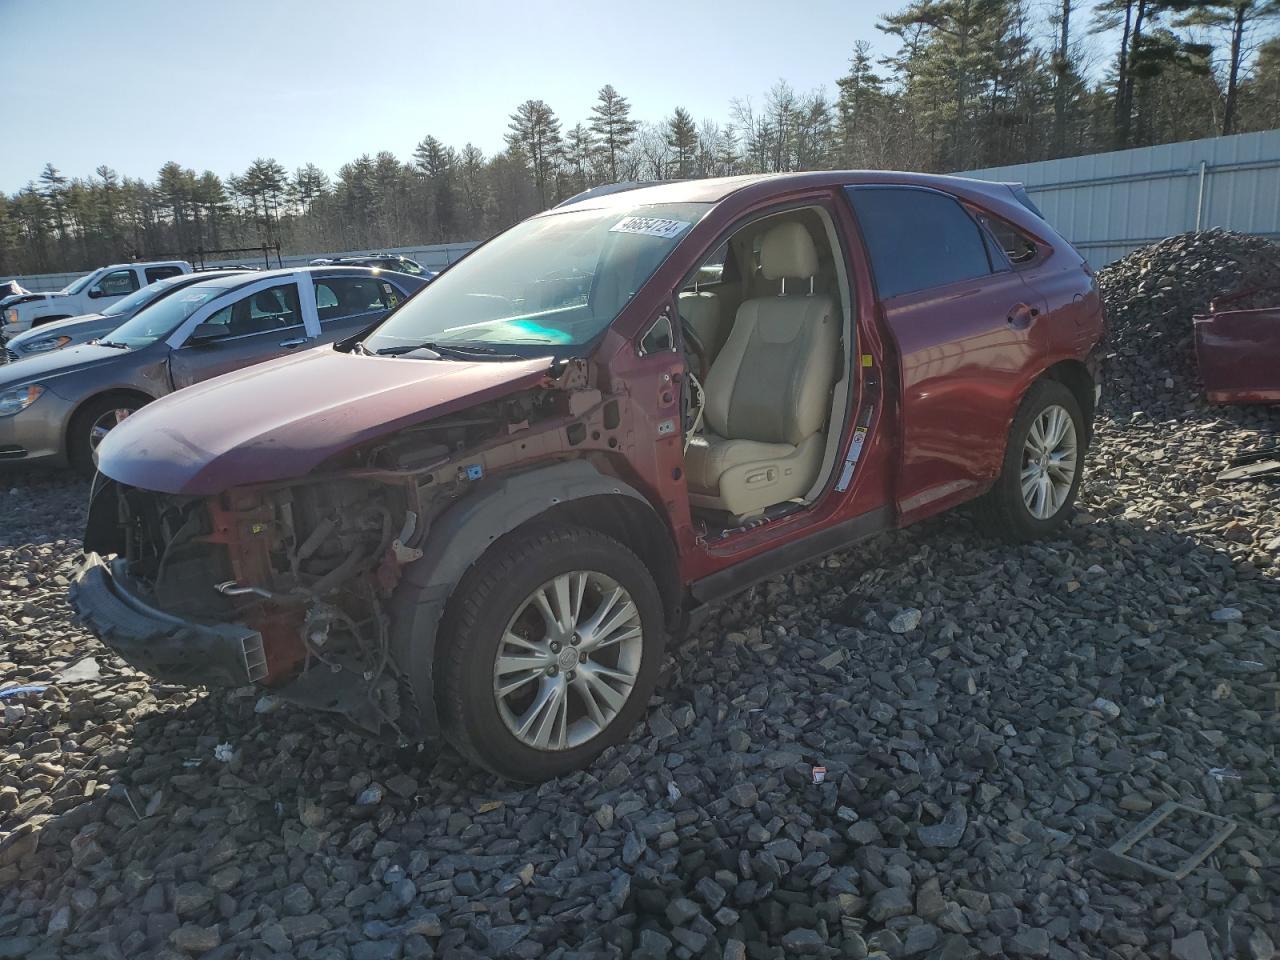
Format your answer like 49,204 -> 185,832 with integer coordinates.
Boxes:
974,379 -> 1086,542
436,525 -> 666,782
68,394 -> 145,477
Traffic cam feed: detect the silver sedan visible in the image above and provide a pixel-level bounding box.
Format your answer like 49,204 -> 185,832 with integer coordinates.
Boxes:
0,266 -> 425,474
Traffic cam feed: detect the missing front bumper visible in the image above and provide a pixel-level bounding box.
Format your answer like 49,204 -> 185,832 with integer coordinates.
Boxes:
70,553 -> 267,686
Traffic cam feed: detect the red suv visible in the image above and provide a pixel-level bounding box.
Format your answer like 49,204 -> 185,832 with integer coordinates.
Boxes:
72,173 -> 1105,782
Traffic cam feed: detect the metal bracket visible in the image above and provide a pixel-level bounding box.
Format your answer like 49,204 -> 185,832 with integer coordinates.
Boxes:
1108,801 -> 1237,880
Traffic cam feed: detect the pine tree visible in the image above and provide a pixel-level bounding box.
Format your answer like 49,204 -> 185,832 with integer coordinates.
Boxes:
589,85 -> 638,183
666,108 -> 699,177
506,99 -> 563,208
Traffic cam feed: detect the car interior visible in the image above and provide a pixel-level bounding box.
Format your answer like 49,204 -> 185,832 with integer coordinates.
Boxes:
677,206 -> 854,531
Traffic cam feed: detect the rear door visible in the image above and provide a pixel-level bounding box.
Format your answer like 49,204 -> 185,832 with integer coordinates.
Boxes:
312,274 -> 401,343
167,276 -> 316,388
845,184 -> 1051,522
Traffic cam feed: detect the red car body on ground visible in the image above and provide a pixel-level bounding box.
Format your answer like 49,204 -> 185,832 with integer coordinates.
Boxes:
1194,285 -> 1280,404
72,172 -> 1105,781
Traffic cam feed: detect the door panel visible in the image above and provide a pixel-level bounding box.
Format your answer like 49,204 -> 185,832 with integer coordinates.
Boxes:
168,326 -> 313,388
167,281 -> 311,389
844,184 -> 1052,522
880,270 -> 1051,520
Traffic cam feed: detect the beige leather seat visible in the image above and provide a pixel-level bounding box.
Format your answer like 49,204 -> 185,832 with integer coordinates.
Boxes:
678,290 -> 724,366
685,221 -> 840,518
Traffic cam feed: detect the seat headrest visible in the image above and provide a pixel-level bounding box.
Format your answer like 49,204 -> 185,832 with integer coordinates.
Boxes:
760,221 -> 819,280
252,292 -> 281,313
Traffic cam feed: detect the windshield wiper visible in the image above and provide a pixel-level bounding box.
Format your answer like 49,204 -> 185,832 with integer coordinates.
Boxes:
374,341 -> 523,361
97,340 -> 129,350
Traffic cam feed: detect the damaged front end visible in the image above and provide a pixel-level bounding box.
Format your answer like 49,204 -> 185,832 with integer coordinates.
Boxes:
75,472 -> 420,734
71,361 -> 636,739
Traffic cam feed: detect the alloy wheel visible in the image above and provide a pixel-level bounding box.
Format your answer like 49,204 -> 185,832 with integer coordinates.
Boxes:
493,571 -> 644,751
89,407 -> 135,450
1020,403 -> 1078,520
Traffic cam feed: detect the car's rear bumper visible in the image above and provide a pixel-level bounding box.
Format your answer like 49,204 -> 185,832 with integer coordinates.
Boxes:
69,553 -> 267,686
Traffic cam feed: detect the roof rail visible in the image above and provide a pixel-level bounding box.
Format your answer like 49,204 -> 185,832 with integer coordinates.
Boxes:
553,181 -> 675,208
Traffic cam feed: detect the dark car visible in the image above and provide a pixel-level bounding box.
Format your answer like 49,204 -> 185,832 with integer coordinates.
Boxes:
310,253 -> 435,279
0,266 -> 426,473
73,172 -> 1105,782
3,270 -> 247,362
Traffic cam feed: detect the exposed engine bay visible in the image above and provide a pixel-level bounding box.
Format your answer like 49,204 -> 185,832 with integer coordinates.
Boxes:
80,361 -> 636,738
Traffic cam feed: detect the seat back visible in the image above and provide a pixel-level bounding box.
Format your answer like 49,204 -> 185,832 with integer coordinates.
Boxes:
704,221 -> 839,446
678,290 -> 725,362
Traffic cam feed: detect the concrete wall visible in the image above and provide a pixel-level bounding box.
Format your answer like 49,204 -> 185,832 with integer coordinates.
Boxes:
3,241 -> 481,293
958,128 -> 1280,267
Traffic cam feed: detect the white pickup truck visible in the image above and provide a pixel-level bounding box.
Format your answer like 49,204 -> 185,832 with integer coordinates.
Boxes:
2,260 -> 192,337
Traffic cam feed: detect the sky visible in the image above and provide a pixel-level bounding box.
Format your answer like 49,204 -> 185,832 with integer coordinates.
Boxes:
0,0 -> 1106,193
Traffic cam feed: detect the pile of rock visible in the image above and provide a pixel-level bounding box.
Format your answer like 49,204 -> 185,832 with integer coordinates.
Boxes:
1096,228 -> 1280,414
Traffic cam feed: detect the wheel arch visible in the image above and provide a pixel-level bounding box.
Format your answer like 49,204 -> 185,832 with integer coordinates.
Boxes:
1041,358 -> 1096,441
64,387 -> 157,455
31,314 -> 73,328
387,459 -> 680,737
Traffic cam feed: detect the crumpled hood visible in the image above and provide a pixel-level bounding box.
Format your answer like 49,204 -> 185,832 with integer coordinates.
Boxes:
7,313 -> 109,350
96,346 -> 554,495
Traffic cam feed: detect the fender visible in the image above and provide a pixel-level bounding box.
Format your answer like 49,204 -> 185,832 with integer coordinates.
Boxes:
388,459 -> 655,736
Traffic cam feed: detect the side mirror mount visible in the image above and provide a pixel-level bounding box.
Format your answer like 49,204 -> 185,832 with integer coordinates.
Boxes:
87,287 -> 104,299
637,310 -> 676,357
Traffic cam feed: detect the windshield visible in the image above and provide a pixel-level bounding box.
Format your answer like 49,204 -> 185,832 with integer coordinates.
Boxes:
363,202 -> 708,357
62,270 -> 102,295
107,285 -> 225,348
102,278 -> 177,317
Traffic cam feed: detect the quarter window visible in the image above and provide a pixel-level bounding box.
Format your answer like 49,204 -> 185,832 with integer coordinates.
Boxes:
145,266 -> 184,283
981,216 -> 1038,265
846,187 -> 992,299
95,269 -> 140,297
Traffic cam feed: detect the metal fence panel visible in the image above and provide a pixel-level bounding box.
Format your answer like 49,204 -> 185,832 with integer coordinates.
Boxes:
958,128 -> 1280,267
3,241 -> 482,292
8,131 -> 1278,287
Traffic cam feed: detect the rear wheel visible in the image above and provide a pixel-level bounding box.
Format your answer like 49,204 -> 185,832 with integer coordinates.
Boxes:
974,379 -> 1085,542
436,525 -> 665,782
68,394 -> 146,477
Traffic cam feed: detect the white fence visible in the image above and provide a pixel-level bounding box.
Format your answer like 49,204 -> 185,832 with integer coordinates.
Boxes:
958,128 -> 1280,267
3,241 -> 481,293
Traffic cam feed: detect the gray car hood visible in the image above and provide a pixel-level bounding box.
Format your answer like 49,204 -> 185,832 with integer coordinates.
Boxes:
7,313 -> 110,349
0,342 -> 140,392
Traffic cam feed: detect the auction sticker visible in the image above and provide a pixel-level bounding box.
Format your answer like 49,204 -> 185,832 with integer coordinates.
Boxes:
610,216 -> 691,240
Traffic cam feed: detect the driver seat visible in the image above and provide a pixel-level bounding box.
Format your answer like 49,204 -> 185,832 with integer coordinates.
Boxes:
685,221 -> 839,518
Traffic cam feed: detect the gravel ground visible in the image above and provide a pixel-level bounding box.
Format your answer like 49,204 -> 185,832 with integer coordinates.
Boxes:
1,235 -> 1278,959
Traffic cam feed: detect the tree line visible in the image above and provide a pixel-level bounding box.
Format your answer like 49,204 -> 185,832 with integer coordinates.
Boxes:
3,0 -> 1278,277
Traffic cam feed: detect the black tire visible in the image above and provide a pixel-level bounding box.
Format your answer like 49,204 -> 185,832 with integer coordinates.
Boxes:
68,394 -> 146,478
973,379 -> 1086,543
436,524 -> 665,782
32,315 -> 71,328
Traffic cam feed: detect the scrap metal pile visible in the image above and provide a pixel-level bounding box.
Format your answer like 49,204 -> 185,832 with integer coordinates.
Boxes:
1096,228 -> 1280,410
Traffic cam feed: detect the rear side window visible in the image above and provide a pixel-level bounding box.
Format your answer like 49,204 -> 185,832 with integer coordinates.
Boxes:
146,266 -> 184,283
315,277 -> 391,321
846,187 -> 992,299
95,269 -> 141,297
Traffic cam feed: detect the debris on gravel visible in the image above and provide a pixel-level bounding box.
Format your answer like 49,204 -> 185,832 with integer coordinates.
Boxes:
1096,228 -> 1280,411
1,231 -> 1278,959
